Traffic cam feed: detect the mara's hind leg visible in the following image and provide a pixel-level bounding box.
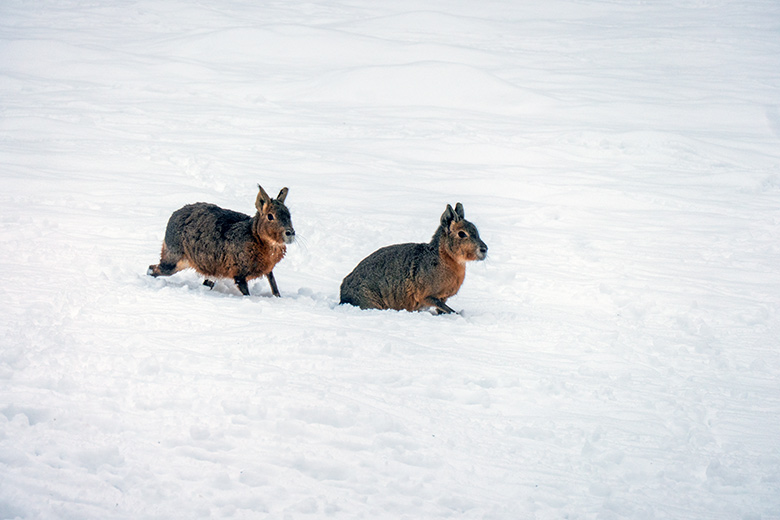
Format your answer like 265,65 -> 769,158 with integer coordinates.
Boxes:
147,262 -> 180,277
266,271 -> 281,297
148,243 -> 189,277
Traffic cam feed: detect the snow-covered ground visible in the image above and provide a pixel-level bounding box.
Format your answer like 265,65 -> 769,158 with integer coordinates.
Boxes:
1,1 -> 779,518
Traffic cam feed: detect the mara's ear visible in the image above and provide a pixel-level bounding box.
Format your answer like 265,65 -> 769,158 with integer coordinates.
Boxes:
256,184 -> 272,212
440,204 -> 456,228
454,202 -> 464,220
276,187 -> 289,203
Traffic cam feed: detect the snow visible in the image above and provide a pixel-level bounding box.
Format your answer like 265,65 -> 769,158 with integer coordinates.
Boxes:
1,0 -> 779,518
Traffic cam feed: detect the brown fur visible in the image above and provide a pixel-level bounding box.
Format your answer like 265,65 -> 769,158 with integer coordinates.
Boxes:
339,203 -> 487,314
148,185 -> 294,297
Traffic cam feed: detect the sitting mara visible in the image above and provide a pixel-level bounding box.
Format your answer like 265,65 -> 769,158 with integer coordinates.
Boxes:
340,202 -> 487,314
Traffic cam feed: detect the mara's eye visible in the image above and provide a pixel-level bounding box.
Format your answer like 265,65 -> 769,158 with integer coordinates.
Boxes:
267,214 -> 275,221
458,231 -> 468,238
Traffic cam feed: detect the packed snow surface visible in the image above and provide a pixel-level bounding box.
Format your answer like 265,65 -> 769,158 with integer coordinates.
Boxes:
1,1 -> 779,519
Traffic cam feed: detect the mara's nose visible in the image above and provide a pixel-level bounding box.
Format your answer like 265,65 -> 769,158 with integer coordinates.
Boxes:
479,243 -> 488,255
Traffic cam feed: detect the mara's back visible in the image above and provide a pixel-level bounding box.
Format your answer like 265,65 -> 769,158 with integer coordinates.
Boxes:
166,202 -> 250,245
340,242 -> 433,311
165,203 -> 253,275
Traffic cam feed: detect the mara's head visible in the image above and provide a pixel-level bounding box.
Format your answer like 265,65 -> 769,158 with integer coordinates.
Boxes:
438,202 -> 488,262
254,184 -> 295,245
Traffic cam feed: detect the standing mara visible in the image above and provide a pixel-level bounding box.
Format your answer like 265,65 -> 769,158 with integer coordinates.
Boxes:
148,185 -> 295,296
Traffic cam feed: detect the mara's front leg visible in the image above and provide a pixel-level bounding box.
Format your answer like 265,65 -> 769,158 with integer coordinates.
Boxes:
267,271 -> 281,297
234,276 -> 250,296
425,296 -> 457,315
